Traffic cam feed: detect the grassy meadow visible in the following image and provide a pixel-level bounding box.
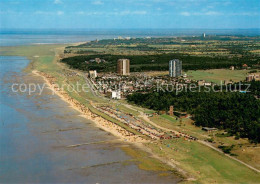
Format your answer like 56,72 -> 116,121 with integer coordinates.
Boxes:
186,69 -> 251,84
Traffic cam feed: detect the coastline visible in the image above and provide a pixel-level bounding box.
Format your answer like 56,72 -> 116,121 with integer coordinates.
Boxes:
32,70 -> 145,143
32,69 -> 190,180
3,42 -> 259,183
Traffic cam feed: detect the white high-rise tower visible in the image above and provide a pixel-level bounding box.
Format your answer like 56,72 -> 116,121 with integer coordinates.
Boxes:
169,59 -> 182,77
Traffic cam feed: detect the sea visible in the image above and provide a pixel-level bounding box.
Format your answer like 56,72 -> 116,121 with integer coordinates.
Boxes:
0,29 -> 259,183
0,28 -> 259,46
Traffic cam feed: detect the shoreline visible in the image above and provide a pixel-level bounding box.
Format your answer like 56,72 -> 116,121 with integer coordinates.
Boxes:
32,69 -> 192,181
2,41 -> 259,183
32,70 -> 144,143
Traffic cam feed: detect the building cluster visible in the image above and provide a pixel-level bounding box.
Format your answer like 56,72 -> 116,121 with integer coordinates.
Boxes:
87,58 -> 255,100
113,36 -> 152,40
87,59 -> 214,99
91,74 -> 155,99
91,73 -> 193,100
114,36 -> 132,40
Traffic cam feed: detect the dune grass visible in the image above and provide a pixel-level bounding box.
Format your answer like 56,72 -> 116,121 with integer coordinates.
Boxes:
147,139 -> 260,184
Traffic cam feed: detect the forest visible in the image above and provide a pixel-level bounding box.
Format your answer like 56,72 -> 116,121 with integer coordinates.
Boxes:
127,90 -> 260,143
61,53 -> 257,72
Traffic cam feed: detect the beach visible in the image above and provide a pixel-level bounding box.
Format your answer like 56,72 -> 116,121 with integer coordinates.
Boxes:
32,70 -> 145,143
32,69 -> 190,179
0,56 -> 180,183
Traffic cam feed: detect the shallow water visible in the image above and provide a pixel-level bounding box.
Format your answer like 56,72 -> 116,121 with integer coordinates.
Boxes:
0,56 -> 179,183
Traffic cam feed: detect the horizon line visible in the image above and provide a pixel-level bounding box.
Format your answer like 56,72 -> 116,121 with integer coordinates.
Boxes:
1,28 -> 260,30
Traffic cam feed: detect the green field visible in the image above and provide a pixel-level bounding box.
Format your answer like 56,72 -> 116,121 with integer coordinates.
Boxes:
147,139 -> 260,184
186,69 -> 251,84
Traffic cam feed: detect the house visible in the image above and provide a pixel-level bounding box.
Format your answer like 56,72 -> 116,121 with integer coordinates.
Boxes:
95,58 -> 101,63
198,80 -> 211,86
202,127 -> 218,132
246,73 -> 260,81
204,82 -> 212,86
89,70 -> 97,78
112,91 -> 121,99
242,64 -> 248,69
198,80 -> 205,86
224,80 -> 233,85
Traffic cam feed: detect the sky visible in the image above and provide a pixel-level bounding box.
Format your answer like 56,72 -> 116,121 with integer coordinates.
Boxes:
0,0 -> 259,29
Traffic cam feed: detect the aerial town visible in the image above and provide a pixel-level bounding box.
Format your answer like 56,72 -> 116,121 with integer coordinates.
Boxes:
2,0 -> 260,183
88,58 -> 186,99
87,58 -> 259,100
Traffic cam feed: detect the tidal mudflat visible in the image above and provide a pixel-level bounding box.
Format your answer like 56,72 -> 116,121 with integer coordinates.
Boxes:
0,56 -> 179,183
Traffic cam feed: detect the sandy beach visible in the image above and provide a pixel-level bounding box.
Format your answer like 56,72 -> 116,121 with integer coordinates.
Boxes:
32,70 -> 145,143
32,69 -> 191,180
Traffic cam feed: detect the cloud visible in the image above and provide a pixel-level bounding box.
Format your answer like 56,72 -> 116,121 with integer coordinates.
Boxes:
223,1 -> 232,6
197,11 -> 222,16
57,11 -> 64,15
76,10 -> 258,17
76,10 -> 147,16
180,11 -> 259,17
180,12 -> 190,16
230,12 -> 259,16
92,0 -> 104,5
180,11 -> 222,16
76,11 -> 104,15
9,1 -> 20,5
0,10 -> 22,15
54,0 -> 63,4
34,11 -> 64,16
34,11 -> 47,15
119,11 -> 147,15
76,11 -> 85,15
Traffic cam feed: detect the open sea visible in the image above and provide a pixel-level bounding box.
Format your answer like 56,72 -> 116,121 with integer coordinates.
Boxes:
0,28 -> 259,46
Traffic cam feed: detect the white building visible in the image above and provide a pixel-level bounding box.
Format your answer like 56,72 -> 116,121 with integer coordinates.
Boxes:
89,70 -> 97,78
112,91 -> 121,99
169,59 -> 182,77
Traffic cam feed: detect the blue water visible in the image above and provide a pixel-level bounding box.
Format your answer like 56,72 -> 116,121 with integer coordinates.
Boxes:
1,28 -> 259,46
